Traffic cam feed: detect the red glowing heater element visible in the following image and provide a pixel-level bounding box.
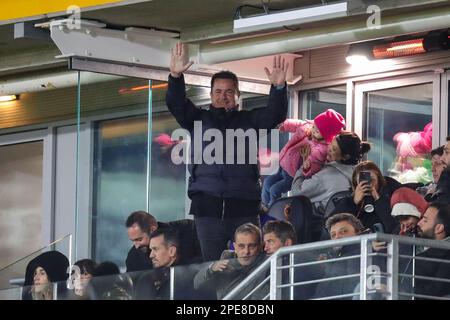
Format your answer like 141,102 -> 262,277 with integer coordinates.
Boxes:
119,83 -> 168,94
372,39 -> 426,59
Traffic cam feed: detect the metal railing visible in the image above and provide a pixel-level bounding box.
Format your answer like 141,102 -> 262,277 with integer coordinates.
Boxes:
4,233 -> 450,300
223,233 -> 450,300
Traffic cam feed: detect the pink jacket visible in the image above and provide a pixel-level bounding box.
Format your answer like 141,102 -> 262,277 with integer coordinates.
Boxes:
278,119 -> 329,177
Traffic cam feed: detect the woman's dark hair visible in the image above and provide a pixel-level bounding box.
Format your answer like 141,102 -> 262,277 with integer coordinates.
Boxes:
335,131 -> 371,165
93,262 -> 120,277
74,259 -> 97,276
351,160 -> 386,192
431,146 -> 444,157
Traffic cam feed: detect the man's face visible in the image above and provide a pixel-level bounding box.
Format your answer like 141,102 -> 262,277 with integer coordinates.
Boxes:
127,223 -> 150,250
149,235 -> 177,268
264,232 -> 290,255
441,141 -> 450,167
417,206 -> 439,239
234,232 -> 261,266
210,79 -> 238,110
432,154 -> 446,183
329,221 -> 359,240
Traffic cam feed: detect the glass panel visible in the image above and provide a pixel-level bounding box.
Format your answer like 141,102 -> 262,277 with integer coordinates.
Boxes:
77,72 -> 151,267
0,141 -> 43,289
300,85 -> 347,120
79,71 -> 270,269
0,287 -> 22,300
366,83 -> 433,183
0,235 -> 71,292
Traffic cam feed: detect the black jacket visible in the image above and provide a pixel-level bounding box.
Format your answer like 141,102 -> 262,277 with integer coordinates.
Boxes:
331,176 -> 401,234
134,263 -> 202,300
313,244 -> 361,299
126,220 -> 202,273
400,242 -> 450,299
426,168 -> 450,204
166,74 -> 288,201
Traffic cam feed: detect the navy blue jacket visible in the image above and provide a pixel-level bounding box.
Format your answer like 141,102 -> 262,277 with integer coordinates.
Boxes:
166,74 -> 288,201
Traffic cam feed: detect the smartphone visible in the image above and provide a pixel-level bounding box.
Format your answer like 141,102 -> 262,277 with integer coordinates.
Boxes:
359,170 -> 372,185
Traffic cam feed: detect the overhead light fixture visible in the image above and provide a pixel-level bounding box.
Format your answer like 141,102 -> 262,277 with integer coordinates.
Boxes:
0,95 -> 18,102
345,43 -> 372,65
233,2 -> 348,33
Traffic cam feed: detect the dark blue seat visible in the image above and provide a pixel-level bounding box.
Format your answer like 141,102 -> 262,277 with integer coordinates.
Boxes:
267,195 -> 316,243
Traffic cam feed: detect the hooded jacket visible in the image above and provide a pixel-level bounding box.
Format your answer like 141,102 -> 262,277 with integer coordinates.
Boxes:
291,161 -> 354,209
278,119 -> 328,178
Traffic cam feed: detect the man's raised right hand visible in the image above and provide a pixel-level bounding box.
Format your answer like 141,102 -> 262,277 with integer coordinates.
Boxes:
170,42 -> 194,78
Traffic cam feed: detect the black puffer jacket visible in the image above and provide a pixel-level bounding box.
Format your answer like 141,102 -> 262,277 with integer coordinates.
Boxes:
331,176 -> 402,233
313,244 -> 361,299
166,75 -> 288,201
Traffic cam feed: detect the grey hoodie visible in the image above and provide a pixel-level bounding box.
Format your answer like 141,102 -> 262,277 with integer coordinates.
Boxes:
291,161 -> 354,208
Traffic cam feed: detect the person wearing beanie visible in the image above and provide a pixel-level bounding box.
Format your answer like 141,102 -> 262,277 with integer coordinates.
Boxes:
393,122 -> 433,172
390,187 -> 428,235
23,250 -> 69,300
262,109 -> 346,209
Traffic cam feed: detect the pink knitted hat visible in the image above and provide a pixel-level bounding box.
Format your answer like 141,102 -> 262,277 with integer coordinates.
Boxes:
314,109 -> 346,143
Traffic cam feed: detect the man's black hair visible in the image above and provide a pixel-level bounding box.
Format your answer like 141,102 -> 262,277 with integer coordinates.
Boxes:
149,227 -> 180,249
125,211 -> 156,233
210,71 -> 239,91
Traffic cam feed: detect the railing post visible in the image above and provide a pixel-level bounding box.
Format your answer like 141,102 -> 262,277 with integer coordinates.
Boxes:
411,238 -> 416,300
170,266 -> 175,300
53,282 -> 58,300
387,238 -> 399,300
289,253 -> 294,300
69,234 -> 73,267
359,238 -> 368,300
269,253 -> 281,300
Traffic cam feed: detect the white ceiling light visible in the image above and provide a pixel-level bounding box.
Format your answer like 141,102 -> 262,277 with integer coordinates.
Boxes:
0,95 -> 18,102
233,2 -> 348,33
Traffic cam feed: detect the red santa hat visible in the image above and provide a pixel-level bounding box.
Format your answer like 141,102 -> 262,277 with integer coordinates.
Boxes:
390,187 -> 428,219
314,109 -> 346,143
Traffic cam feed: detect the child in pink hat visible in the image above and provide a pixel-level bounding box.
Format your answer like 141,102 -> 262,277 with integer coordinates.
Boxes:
262,109 -> 346,209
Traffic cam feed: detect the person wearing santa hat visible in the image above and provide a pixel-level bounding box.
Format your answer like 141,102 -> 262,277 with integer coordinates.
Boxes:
390,187 -> 428,236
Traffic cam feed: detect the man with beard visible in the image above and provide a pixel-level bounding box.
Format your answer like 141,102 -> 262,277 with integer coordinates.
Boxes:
125,211 -> 156,272
408,202 -> 450,298
125,211 -> 201,272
